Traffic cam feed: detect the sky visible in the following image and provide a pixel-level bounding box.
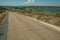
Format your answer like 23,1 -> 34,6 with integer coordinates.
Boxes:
0,0 -> 60,6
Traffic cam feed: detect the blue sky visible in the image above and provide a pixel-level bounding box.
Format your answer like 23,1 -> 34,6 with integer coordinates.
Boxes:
0,0 -> 60,6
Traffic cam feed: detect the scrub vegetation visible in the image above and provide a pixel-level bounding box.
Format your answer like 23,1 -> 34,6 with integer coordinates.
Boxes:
0,7 -> 7,32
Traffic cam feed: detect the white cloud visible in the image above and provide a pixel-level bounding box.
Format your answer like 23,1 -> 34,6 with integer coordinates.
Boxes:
23,0 -> 35,5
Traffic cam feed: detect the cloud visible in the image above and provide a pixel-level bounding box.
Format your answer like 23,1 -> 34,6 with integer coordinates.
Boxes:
23,0 -> 35,5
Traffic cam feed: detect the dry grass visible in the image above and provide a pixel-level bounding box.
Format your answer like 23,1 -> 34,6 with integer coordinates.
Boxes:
21,12 -> 60,27
0,13 -> 6,31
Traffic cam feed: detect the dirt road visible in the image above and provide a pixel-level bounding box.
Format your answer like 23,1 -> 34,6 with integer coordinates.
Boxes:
8,12 -> 60,40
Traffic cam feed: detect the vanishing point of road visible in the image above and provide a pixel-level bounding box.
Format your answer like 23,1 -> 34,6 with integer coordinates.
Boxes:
7,12 -> 60,40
